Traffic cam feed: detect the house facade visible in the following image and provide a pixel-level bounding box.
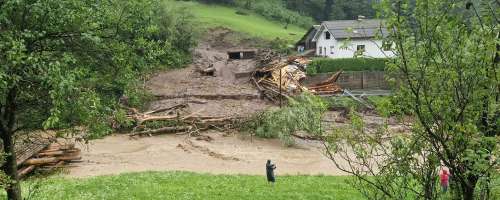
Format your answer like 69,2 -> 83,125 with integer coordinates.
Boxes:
295,25 -> 320,51
311,19 -> 394,58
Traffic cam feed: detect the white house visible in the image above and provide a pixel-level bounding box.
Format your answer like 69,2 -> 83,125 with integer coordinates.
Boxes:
311,19 -> 394,58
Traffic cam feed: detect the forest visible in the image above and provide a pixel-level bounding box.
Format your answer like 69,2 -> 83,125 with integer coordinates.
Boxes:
199,0 -> 378,27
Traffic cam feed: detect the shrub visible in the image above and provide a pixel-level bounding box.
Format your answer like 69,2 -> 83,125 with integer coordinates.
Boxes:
241,93 -> 327,146
324,97 -> 363,111
235,9 -> 249,15
269,37 -> 292,54
307,58 -> 388,75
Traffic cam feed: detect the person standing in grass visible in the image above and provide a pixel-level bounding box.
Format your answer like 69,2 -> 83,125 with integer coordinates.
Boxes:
266,160 -> 276,185
440,166 -> 450,193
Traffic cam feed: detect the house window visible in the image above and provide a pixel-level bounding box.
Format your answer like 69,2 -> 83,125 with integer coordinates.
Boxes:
330,46 -> 334,54
382,41 -> 392,51
355,45 -> 366,57
357,45 -> 366,51
325,32 -> 331,40
319,46 -> 322,55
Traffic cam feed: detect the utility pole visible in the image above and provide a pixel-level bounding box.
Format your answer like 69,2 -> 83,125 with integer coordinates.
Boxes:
279,68 -> 282,108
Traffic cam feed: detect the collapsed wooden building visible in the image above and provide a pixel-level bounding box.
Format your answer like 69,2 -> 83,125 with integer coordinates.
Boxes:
252,55 -> 343,104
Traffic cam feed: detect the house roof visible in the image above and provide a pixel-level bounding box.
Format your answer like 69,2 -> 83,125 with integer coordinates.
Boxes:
316,19 -> 389,40
296,25 -> 321,46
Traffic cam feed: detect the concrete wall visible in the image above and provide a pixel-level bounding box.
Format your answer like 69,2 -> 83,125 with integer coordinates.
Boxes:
304,71 -> 389,90
315,29 -> 394,58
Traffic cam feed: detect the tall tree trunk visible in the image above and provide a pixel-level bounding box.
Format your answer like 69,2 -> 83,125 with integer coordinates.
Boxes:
323,0 -> 334,21
1,133 -> 22,200
1,87 -> 21,200
423,158 -> 436,200
461,175 -> 478,200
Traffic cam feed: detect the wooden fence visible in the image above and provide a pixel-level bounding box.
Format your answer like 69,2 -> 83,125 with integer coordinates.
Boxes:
304,71 -> 389,90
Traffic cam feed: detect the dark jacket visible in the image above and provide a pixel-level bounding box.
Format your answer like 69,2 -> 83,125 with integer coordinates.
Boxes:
266,160 -> 276,182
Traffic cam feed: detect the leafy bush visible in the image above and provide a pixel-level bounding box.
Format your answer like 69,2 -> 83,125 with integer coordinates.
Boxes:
242,93 -> 327,146
307,58 -> 388,75
235,9 -> 249,15
269,38 -> 292,54
324,97 -> 363,111
0,154 -> 10,190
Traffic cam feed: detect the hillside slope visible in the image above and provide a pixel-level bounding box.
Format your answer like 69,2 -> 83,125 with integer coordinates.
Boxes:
172,1 -> 306,42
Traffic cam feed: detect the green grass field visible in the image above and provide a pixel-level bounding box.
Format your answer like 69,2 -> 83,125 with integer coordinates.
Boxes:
172,1 -> 306,42
8,171 -> 362,200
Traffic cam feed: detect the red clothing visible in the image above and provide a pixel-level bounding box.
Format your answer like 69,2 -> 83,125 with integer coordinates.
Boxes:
440,170 -> 449,186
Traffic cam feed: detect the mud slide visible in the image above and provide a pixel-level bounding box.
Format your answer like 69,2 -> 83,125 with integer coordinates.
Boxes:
146,27 -> 271,118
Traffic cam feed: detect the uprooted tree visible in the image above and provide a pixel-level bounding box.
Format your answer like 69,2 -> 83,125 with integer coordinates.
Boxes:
322,0 -> 499,200
0,0 -> 196,199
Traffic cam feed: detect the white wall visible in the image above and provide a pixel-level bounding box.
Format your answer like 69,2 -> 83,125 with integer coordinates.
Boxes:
315,30 -> 394,58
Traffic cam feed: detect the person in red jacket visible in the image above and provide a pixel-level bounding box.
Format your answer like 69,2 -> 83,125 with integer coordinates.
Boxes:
440,167 -> 450,193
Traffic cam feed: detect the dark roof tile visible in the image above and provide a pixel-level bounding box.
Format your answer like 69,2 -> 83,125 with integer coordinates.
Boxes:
322,19 -> 389,39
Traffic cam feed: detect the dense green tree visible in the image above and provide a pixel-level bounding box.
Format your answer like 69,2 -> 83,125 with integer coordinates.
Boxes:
201,0 -> 379,26
284,0 -> 379,21
323,0 -> 499,200
232,0 -> 315,28
323,0 -> 335,21
0,0 -> 195,199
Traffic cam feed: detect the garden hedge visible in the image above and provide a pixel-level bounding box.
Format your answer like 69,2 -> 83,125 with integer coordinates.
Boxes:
306,58 -> 388,74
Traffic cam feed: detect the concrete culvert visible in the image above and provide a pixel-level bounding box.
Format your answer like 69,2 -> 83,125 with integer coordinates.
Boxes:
227,50 -> 256,60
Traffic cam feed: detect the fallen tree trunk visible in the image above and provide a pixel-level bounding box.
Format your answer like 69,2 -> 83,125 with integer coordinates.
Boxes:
136,115 -> 178,125
37,151 -> 64,157
291,133 -> 323,141
144,103 -> 187,115
17,165 -> 35,178
38,161 -> 66,172
129,126 -> 193,137
57,155 -> 82,161
45,143 -> 75,151
24,157 -> 59,165
154,94 -> 259,100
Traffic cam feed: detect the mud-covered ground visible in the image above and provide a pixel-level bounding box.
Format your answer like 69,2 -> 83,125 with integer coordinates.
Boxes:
67,28 -> 402,177
146,28 -> 271,118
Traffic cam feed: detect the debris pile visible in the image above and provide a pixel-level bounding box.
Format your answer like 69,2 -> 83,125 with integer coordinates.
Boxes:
17,142 -> 81,177
252,54 -> 343,103
125,103 -> 241,137
306,70 -> 343,95
197,63 -> 216,76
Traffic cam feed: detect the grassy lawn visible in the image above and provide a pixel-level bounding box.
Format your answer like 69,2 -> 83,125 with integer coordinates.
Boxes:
7,171 -> 362,200
171,1 -> 306,42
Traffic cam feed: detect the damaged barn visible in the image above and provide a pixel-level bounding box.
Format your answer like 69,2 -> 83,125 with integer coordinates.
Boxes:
252,52 -> 343,104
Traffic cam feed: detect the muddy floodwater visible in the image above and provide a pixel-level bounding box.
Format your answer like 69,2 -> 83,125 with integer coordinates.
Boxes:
68,131 -> 344,177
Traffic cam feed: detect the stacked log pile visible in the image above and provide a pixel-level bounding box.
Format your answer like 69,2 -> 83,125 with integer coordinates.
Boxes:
17,142 -> 81,178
